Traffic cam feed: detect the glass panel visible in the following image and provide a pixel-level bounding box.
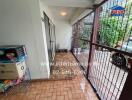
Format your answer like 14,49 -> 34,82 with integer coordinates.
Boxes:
43,12 -> 56,64
50,22 -> 56,60
72,12 -> 94,73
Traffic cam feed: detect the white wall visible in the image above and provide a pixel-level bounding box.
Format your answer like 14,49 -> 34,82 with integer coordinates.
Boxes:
39,0 -> 55,24
39,0 -> 72,51
0,0 -> 50,79
55,20 -> 72,50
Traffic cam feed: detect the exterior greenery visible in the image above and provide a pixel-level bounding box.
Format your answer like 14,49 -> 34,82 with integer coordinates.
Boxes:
77,0 -> 132,49
99,17 -> 126,47
79,25 -> 92,49
99,0 -> 132,47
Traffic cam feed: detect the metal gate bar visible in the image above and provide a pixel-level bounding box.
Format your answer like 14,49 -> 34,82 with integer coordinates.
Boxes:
119,69 -> 132,100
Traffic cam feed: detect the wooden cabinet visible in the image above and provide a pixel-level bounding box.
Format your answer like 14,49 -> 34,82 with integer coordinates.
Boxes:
0,61 -> 26,79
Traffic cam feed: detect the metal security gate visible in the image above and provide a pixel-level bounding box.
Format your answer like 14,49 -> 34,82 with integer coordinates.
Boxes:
72,0 -> 132,100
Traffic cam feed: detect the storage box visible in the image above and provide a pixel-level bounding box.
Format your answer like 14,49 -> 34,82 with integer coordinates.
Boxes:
0,45 -> 27,63
0,61 -> 27,79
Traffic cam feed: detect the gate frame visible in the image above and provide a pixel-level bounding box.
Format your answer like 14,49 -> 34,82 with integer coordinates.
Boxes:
87,5 -> 100,79
119,69 -> 132,100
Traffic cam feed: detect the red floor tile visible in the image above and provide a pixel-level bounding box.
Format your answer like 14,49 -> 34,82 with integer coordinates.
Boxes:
0,52 -> 98,100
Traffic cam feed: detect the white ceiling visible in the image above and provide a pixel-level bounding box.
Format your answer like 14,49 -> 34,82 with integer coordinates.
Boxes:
42,0 -> 94,7
49,6 -> 85,21
41,0 -> 102,22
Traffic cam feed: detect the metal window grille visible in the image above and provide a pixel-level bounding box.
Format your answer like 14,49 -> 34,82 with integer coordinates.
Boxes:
72,0 -> 132,100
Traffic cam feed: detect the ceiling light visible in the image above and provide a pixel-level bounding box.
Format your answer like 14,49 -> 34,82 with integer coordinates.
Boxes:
60,12 -> 67,16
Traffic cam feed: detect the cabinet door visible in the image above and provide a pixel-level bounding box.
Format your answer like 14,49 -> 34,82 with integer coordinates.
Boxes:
16,61 -> 26,78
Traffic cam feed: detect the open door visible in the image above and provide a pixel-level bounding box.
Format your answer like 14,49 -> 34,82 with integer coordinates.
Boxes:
43,12 -> 56,65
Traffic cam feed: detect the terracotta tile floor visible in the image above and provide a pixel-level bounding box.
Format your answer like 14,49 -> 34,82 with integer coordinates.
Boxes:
0,52 -> 98,100
50,52 -> 81,80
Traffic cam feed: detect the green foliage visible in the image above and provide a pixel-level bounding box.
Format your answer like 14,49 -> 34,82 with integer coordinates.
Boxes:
79,25 -> 92,49
80,26 -> 91,39
99,14 -> 132,47
99,0 -> 132,47
126,0 -> 132,33
78,0 -> 132,48
78,39 -> 87,49
99,17 -> 126,47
